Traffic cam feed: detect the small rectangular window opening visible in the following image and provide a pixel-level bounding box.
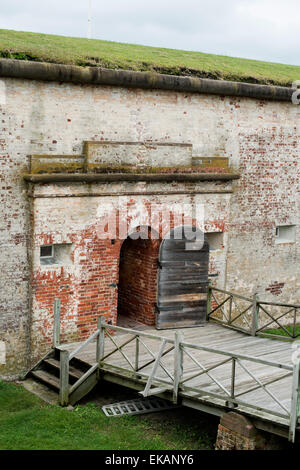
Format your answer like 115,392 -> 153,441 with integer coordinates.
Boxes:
40,245 -> 54,259
40,243 -> 72,266
275,225 -> 296,244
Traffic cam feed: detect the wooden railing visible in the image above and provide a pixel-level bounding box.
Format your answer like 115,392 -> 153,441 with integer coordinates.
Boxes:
255,301 -> 300,340
98,323 -> 177,400
207,286 -> 300,339
207,287 -> 255,335
57,317 -> 300,441
59,317 -> 105,406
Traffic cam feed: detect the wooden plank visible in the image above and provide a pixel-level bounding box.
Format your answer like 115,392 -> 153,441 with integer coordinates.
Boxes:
44,358 -> 83,381
159,283 -> 208,293
69,329 -> 100,360
173,331 -> 184,404
59,349 -> 70,406
69,363 -> 99,395
69,369 -> 99,406
101,322 -> 174,344
156,319 -> 206,330
289,360 -> 300,442
212,287 -> 252,303
63,322 -> 296,434
96,316 -> 105,362
157,226 -> 209,330
140,340 -> 167,397
31,370 -> 60,390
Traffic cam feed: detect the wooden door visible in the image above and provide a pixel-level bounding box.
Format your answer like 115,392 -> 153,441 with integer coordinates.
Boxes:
156,226 -> 209,329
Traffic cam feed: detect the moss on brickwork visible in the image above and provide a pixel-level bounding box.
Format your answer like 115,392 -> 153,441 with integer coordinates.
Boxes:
31,161 -> 84,175
87,163 -> 231,174
28,153 -> 231,176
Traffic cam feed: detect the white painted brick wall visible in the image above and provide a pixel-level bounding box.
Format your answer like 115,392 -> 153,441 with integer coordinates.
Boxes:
0,76 -> 299,374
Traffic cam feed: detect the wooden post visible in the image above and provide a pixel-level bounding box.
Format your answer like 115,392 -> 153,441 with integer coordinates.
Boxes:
251,293 -> 259,337
207,282 -> 212,320
173,331 -> 184,404
134,336 -> 139,378
289,358 -> 300,442
227,357 -> 238,409
59,349 -> 70,406
231,357 -> 236,399
228,295 -> 233,325
96,316 -> 105,363
293,308 -> 297,339
53,299 -> 61,347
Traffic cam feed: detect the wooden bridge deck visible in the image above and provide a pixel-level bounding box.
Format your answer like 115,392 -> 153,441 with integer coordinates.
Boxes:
60,321 -> 298,438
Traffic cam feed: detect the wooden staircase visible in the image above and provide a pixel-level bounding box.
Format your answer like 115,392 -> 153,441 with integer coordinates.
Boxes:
27,348 -> 94,406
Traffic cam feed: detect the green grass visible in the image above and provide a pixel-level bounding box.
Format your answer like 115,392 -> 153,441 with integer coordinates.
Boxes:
262,325 -> 300,339
0,380 -> 216,450
1,29 -> 300,87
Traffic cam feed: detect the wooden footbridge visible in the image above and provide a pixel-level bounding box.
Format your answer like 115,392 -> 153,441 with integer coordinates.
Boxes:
28,287 -> 300,443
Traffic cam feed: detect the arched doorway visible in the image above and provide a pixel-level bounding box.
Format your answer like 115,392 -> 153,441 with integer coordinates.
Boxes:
156,226 -> 210,329
117,228 -> 160,327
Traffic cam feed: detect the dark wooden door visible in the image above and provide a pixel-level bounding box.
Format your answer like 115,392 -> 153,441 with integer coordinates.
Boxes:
156,226 -> 209,329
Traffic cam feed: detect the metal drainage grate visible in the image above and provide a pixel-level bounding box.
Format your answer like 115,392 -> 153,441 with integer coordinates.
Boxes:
102,397 -> 180,417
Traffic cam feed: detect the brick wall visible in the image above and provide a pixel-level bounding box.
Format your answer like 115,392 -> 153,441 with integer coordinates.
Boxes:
0,75 -> 299,375
215,412 -> 292,450
30,200 -> 219,360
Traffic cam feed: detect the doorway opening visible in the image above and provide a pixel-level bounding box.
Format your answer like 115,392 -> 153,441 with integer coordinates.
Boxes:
117,228 -> 160,328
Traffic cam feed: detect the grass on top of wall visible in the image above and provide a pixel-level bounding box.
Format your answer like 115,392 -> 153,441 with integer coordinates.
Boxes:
1,29 -> 300,87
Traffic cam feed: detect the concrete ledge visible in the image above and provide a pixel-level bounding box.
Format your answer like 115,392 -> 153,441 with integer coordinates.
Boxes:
0,59 -> 294,102
24,172 -> 240,184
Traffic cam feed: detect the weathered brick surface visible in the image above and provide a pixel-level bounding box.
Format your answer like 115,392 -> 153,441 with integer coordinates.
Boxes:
0,76 -> 299,375
118,236 -> 160,326
215,424 -> 256,450
215,412 -> 291,450
215,412 -> 257,450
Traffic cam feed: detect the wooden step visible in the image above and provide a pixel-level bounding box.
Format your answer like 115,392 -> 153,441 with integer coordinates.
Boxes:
31,370 -> 60,391
21,378 -> 59,404
44,358 -> 84,381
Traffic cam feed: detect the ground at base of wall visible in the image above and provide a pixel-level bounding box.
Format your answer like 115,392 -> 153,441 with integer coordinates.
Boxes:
0,379 -> 217,450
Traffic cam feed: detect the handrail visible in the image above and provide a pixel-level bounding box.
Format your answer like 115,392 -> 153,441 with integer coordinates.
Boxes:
59,318 -> 175,407
101,321 -> 175,344
180,340 -> 293,371
99,319 -> 299,441
59,319 -> 102,406
259,301 -> 300,308
207,286 -> 300,339
210,287 -> 253,303
69,329 -> 100,360
57,315 -> 300,442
